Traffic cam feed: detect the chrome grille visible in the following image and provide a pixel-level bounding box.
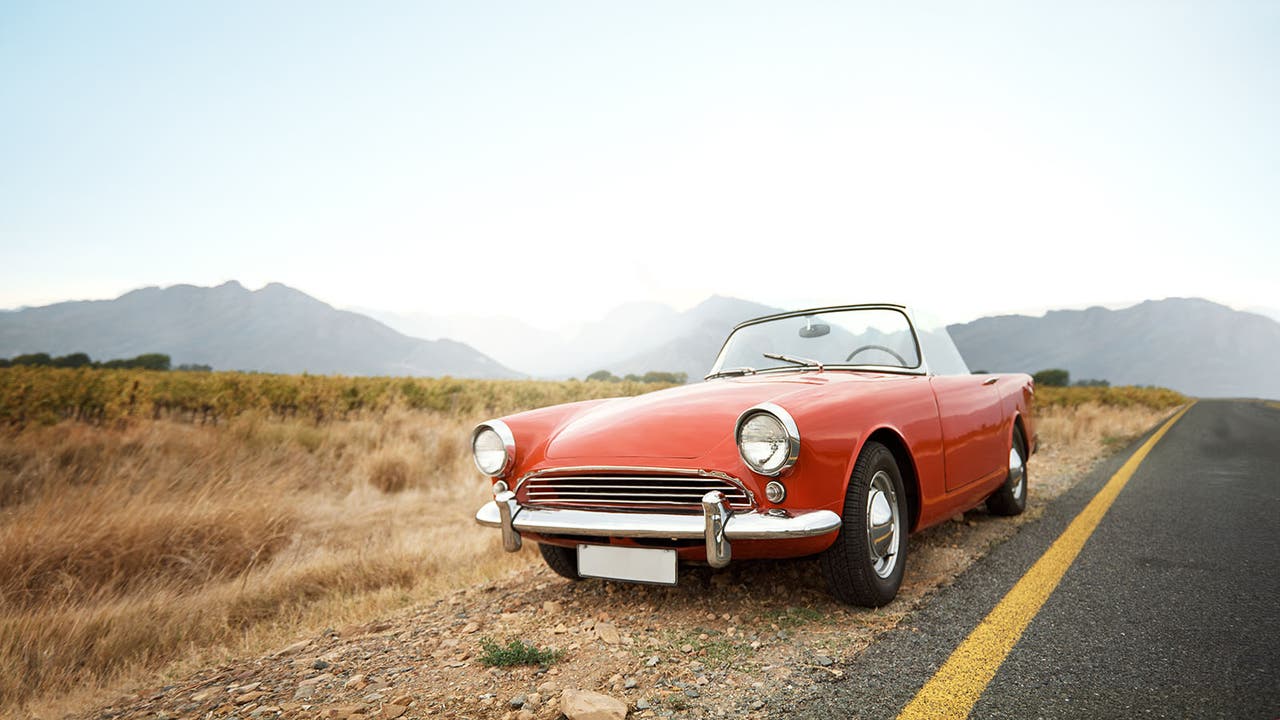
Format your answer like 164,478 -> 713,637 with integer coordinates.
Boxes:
519,471 -> 753,514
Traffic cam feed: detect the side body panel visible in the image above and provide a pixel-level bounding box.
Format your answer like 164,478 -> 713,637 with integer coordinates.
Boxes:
928,375 -> 1007,492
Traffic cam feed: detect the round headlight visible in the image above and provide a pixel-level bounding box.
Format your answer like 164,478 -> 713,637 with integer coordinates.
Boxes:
472,421 -> 514,477
736,404 -> 800,476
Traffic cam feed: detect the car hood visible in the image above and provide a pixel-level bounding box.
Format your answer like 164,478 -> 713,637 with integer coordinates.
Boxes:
544,373 -> 870,460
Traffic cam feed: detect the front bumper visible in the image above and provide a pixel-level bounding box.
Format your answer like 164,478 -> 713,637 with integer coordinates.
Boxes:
475,490 -> 841,569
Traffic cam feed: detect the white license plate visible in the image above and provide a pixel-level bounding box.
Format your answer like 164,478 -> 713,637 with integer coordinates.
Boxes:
577,544 -> 678,586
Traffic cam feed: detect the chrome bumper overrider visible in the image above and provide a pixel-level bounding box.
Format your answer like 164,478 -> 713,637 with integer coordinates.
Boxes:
475,490 -> 841,569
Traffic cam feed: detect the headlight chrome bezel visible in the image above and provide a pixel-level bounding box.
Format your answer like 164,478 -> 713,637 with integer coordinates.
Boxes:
472,420 -> 516,477
735,402 -> 800,476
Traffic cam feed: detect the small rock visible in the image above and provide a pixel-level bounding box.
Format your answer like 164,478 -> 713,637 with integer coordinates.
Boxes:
815,655 -> 834,667
380,705 -> 407,719
751,700 -> 765,710
645,656 -> 661,667
277,640 -> 311,656
636,699 -> 651,710
680,644 -> 694,654
293,686 -> 316,700
596,622 -> 621,645
561,689 -> 627,720
537,681 -> 558,695
312,660 -> 331,670
542,601 -> 563,614
461,622 -> 480,634
345,674 -> 368,690
515,711 -> 536,720
525,692 -> 541,709
510,694 -> 527,709
624,677 -> 637,690
684,688 -> 700,699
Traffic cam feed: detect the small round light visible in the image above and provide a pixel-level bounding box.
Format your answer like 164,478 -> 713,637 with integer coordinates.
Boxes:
765,481 -> 786,503
492,480 -> 509,495
472,423 -> 513,476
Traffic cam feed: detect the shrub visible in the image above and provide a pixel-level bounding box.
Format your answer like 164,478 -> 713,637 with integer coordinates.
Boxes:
478,637 -> 563,667
1033,368 -> 1070,387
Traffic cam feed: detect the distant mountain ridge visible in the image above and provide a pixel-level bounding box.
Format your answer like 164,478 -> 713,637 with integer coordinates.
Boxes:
0,281 -> 517,378
948,298 -> 1280,399
4,285 -> 1276,398
364,296 -> 779,380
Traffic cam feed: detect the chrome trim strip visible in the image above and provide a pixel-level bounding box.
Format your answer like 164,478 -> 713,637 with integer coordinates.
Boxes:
475,501 -> 841,541
472,419 -> 516,478
517,465 -> 737,483
735,402 -> 801,477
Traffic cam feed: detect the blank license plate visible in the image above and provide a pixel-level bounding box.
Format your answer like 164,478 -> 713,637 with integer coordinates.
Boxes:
577,544 -> 678,586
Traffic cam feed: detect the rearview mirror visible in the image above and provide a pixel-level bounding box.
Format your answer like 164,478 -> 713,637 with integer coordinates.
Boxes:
799,317 -> 830,338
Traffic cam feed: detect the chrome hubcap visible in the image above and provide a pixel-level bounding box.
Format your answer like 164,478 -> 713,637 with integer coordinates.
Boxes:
1009,445 -> 1025,501
866,470 -> 900,578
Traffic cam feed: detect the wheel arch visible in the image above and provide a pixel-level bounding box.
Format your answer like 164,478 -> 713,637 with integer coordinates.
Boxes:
861,427 -> 922,533
1010,412 -> 1027,452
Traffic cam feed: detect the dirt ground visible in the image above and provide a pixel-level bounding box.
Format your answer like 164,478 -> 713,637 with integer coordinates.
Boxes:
63,407 -> 1154,720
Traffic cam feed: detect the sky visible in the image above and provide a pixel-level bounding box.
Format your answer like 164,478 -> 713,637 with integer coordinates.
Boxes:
2,1 -> 1277,330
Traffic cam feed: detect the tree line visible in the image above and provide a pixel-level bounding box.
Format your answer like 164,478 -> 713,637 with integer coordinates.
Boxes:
0,352 -> 212,372
1032,368 -> 1109,388
585,370 -> 689,384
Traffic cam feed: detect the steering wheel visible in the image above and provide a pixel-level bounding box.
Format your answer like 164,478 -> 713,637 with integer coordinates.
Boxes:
844,344 -> 909,366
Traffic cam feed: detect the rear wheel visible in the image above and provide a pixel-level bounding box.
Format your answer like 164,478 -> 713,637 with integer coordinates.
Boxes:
987,426 -> 1028,516
538,543 -> 581,580
820,441 -> 908,607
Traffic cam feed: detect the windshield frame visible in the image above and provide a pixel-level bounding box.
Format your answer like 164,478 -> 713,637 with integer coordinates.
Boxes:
706,304 -> 929,379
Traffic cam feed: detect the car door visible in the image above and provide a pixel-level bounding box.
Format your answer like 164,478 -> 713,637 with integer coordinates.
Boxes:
930,375 -> 1007,492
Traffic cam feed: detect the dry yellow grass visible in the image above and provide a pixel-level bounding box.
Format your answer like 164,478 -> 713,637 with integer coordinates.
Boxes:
0,383 -> 1186,717
0,408 -> 531,715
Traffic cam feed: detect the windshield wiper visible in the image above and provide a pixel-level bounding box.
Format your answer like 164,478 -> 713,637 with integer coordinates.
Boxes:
705,366 -> 757,380
763,352 -> 825,371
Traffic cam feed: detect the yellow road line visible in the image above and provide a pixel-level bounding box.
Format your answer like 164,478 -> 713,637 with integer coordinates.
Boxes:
897,402 -> 1195,720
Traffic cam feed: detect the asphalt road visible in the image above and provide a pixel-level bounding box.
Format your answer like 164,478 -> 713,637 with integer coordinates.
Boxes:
775,400 -> 1280,719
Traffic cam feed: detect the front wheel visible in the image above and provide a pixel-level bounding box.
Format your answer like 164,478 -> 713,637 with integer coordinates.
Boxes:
820,441 -> 908,607
986,426 -> 1028,516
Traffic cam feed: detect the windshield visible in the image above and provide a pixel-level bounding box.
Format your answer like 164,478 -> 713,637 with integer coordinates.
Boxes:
709,307 -> 922,377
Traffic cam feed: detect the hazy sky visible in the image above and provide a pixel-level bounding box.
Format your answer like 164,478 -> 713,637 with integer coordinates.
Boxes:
2,2 -> 1277,329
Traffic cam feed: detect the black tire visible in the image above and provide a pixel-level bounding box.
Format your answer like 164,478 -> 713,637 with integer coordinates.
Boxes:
987,426 -> 1028,516
820,441 -> 909,607
538,543 -> 581,581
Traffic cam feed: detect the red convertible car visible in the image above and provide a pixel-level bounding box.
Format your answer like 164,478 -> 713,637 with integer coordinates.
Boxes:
475,304 -> 1035,606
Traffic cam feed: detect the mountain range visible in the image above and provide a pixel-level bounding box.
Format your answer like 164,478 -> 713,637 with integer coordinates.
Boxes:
2,283 -> 1277,398
0,281 -> 516,378
948,298 -> 1280,399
